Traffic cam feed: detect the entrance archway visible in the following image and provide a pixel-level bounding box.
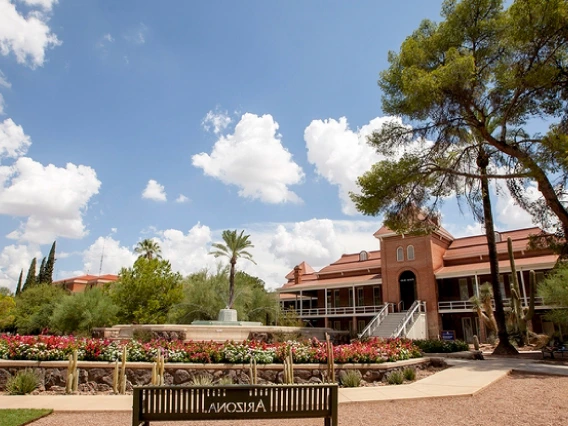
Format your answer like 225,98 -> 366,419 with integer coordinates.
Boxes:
399,271 -> 416,311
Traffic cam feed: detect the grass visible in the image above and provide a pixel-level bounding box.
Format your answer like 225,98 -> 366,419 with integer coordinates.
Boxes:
0,409 -> 53,426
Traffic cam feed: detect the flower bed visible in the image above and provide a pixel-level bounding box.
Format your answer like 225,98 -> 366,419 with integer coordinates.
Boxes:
0,335 -> 421,364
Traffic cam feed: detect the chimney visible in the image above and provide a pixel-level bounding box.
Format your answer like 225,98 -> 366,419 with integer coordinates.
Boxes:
293,265 -> 302,284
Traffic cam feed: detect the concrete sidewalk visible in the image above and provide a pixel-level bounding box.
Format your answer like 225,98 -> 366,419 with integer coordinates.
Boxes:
1,357 -> 567,411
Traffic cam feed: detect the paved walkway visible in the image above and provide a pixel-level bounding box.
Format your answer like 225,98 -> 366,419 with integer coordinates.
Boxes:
1,356 -> 567,411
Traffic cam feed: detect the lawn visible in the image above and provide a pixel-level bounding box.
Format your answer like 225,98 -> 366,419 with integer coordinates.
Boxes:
0,409 -> 52,426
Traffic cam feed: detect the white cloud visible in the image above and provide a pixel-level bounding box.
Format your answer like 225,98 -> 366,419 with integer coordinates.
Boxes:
0,94 -> 5,115
0,70 -> 10,88
18,0 -> 58,11
304,116 -> 409,215
124,23 -> 147,45
0,118 -> 31,160
192,113 -> 304,204
202,110 -> 232,135
494,181 -> 539,230
103,33 -> 114,43
142,179 -> 167,202
0,157 -> 101,244
175,194 -> 189,203
0,0 -> 61,68
82,236 -> 137,275
0,243 -> 41,291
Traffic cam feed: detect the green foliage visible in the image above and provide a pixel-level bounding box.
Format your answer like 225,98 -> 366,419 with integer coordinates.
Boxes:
44,241 -> 56,285
190,373 -> 214,385
339,370 -> 362,387
5,369 -> 40,395
50,287 -> 119,335
37,257 -> 47,284
0,293 -> 16,330
23,258 -> 37,291
0,409 -> 53,426
413,339 -> 469,353
170,269 -> 280,324
217,376 -> 234,385
112,257 -> 183,324
538,264 -> 568,327
403,367 -> 416,381
386,370 -> 404,385
15,284 -> 68,334
360,0 -> 568,245
210,229 -> 256,309
15,270 -> 23,296
135,239 -> 162,260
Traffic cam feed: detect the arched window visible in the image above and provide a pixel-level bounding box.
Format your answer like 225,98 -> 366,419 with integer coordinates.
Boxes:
407,245 -> 415,261
359,251 -> 368,261
396,246 -> 404,262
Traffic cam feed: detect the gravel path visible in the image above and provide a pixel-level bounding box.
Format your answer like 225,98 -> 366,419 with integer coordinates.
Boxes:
30,373 -> 568,426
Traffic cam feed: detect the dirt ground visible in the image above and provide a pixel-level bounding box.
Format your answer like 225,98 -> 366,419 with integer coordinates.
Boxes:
29,372 -> 568,426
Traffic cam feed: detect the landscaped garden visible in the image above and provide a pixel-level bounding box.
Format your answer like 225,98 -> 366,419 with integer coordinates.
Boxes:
0,334 -> 422,364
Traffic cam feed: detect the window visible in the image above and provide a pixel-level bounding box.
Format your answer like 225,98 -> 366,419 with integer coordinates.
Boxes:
498,277 -> 506,298
357,288 -> 365,306
334,290 -> 340,308
407,245 -> 415,260
333,321 -> 342,330
326,292 -> 332,309
459,278 -> 469,300
349,289 -> 354,307
357,320 -> 366,334
359,251 -> 368,261
396,246 -> 404,262
373,286 -> 382,305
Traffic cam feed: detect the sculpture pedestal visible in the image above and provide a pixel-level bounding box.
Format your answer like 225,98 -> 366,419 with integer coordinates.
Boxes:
218,309 -> 238,322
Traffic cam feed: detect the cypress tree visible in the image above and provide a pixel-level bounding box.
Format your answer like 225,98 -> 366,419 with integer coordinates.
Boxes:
23,258 -> 37,291
37,257 -> 47,283
44,241 -> 56,284
15,269 -> 23,295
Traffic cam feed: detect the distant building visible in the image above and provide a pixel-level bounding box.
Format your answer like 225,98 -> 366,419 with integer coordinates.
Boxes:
53,274 -> 119,293
278,223 -> 557,342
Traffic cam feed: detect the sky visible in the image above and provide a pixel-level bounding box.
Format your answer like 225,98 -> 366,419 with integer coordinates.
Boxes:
0,0 -> 543,292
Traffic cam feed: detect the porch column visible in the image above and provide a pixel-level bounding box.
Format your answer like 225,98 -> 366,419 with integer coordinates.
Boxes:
351,285 -> 355,314
474,273 -> 480,297
295,293 -> 298,311
324,288 -> 328,316
299,290 -> 303,316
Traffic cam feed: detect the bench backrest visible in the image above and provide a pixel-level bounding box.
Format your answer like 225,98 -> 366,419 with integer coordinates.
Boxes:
133,384 -> 338,425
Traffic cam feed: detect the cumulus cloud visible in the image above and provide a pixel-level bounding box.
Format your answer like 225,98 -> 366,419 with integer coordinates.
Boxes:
142,179 -> 167,202
175,194 -> 189,203
304,116 -> 409,215
0,118 -> 31,160
202,110 -> 232,135
0,0 -> 61,68
0,157 -> 101,244
82,236 -> 137,275
193,113 -> 304,204
0,243 -> 41,291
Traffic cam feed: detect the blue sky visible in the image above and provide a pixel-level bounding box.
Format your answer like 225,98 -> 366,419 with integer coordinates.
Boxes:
0,0 -> 539,291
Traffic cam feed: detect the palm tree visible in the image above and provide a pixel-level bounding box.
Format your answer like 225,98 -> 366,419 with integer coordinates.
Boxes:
210,230 -> 256,309
135,239 -> 162,260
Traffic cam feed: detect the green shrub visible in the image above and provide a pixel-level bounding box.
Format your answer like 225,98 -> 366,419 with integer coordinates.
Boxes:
5,369 -> 40,395
216,376 -> 234,385
413,339 -> 469,353
403,367 -> 416,381
339,370 -> 362,387
386,370 -> 404,385
132,328 -> 154,343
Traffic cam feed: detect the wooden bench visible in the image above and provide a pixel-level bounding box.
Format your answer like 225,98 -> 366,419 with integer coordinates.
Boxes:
542,343 -> 568,359
132,384 -> 339,426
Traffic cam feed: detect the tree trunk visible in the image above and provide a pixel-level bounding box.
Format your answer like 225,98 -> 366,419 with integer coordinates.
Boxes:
227,258 -> 236,309
477,148 -> 518,355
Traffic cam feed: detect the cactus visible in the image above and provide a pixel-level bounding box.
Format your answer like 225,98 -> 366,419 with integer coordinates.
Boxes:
113,346 -> 128,394
325,333 -> 335,383
283,347 -> 294,384
65,349 -> 78,394
112,360 -> 119,394
151,351 -> 165,386
507,237 -> 536,345
249,358 -> 258,385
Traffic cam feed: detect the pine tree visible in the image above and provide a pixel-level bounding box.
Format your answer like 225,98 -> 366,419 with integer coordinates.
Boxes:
15,269 -> 23,295
37,257 -> 47,284
23,258 -> 37,291
44,241 -> 56,285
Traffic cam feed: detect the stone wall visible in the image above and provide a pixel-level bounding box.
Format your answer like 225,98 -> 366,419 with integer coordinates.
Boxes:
0,358 -> 444,392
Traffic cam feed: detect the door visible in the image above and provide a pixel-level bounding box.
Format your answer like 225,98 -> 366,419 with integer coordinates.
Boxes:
462,317 -> 474,343
399,271 -> 416,311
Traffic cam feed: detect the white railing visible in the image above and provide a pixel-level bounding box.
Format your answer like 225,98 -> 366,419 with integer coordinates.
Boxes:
288,304 -> 386,317
438,297 -> 546,312
358,303 -> 394,340
391,300 -> 427,338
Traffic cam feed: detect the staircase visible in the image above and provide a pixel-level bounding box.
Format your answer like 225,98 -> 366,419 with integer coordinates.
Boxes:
368,313 -> 407,338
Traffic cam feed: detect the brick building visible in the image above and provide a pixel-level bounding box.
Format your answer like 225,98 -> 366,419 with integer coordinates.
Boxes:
277,223 -> 557,341
53,274 -> 119,293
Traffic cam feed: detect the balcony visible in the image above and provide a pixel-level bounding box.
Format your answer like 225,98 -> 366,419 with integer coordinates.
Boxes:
438,297 -> 548,313
284,305 -> 385,318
